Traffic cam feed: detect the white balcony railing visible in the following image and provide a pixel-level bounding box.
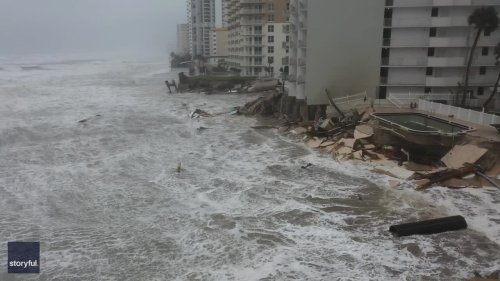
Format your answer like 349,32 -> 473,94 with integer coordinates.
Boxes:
431,16 -> 468,27
427,57 -> 466,67
429,37 -> 467,47
426,76 -> 462,86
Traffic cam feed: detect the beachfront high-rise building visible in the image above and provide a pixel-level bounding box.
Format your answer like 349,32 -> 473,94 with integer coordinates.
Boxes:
288,0 -> 500,120
224,0 -> 290,77
187,0 -> 217,57
380,0 -> 500,107
287,0 -> 385,111
177,24 -> 190,55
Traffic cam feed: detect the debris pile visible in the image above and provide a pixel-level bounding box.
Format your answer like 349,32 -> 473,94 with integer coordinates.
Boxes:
238,91 -> 282,116
282,109 -> 500,190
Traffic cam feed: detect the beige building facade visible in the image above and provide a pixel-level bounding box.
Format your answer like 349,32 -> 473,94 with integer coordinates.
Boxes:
225,0 -> 290,76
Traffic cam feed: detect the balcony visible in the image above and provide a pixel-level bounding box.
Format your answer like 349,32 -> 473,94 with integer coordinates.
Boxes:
426,76 -> 461,86
429,37 -> 467,47
240,8 -> 264,15
297,75 -> 305,84
390,17 -> 431,27
241,31 -> 263,36
433,0 -> 471,6
240,19 -> 266,25
431,16 -> 468,27
383,57 -> 428,66
428,57 -> 465,67
390,0 -> 433,7
240,0 -> 265,3
298,40 -> 307,48
383,38 -> 430,47
282,42 -> 289,49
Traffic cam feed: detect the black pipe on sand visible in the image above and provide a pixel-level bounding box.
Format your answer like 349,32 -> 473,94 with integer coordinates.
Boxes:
390,215 -> 467,237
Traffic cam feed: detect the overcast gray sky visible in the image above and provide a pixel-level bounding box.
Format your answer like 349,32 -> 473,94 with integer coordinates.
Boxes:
0,0 -> 186,57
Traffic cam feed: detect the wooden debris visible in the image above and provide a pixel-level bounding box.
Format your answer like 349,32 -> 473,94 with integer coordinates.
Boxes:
319,140 -> 336,148
418,165 -> 477,189
405,161 -> 435,172
190,109 -> 214,118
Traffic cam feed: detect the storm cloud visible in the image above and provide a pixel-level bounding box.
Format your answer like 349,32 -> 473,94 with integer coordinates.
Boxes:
0,0 -> 186,56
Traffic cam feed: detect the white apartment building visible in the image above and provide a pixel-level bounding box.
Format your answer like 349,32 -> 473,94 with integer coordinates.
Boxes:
176,24 -> 190,55
287,0 -> 385,108
225,0 -> 290,77
288,0 -> 500,120
187,0 -> 217,57
381,0 -> 500,107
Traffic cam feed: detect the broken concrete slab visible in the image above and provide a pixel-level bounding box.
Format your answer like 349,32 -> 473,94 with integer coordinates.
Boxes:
354,125 -> 374,140
337,138 -> 356,148
441,144 -> 488,169
307,138 -> 323,149
336,146 -> 353,156
353,150 -> 363,160
374,165 -> 415,179
388,179 -> 401,188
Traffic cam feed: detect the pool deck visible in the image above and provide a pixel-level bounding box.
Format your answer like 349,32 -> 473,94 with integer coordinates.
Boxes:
373,106 -> 500,143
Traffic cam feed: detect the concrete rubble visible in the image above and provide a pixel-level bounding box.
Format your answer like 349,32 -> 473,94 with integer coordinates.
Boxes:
236,93 -> 500,190
277,107 -> 500,190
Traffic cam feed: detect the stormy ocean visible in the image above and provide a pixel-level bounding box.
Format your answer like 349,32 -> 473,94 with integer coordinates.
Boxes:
0,57 -> 499,281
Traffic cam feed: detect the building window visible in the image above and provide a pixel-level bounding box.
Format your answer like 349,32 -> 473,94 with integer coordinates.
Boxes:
479,66 -> 486,75
482,47 -> 489,56
425,87 -> 431,93
268,56 -> 274,64
428,48 -> 435,57
268,46 -> 274,53
268,15 -> 274,22
268,3 -> 274,11
429,28 -> 437,37
426,67 -> 433,76
477,87 -> 484,96
378,86 -> 387,99
268,25 -> 274,32
431,7 -> 439,17
268,36 -> 274,43
385,0 -> 393,6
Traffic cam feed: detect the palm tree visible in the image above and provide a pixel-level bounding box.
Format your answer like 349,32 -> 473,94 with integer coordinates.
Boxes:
461,7 -> 499,106
483,42 -> 500,109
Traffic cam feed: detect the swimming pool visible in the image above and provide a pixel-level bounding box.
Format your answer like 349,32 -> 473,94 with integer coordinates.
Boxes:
371,112 -> 475,146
